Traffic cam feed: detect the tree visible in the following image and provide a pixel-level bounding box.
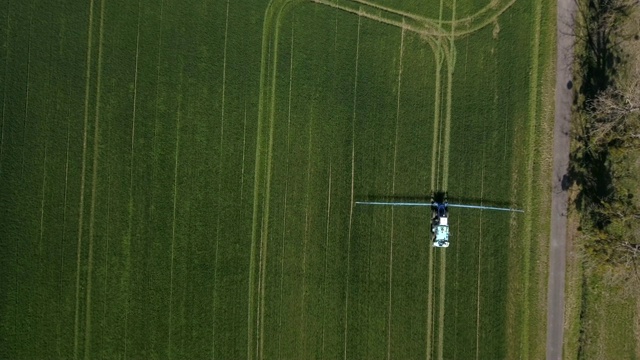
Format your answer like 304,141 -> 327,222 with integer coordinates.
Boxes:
586,71 -> 640,147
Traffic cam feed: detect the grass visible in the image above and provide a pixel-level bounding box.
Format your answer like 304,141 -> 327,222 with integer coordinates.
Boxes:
252,0 -> 555,359
573,269 -> 640,359
0,0 -> 554,359
1,0 -> 262,358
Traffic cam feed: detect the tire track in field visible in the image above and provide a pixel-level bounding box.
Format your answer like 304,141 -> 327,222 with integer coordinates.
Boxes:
453,213 -> 462,360
338,0 -> 508,33
276,21 -> 294,360
149,9 -> 164,342
429,0 -> 445,193
0,7 -> 10,175
436,224 -> 447,360
436,1 -> 457,358
387,25 -> 404,360
168,70 -> 184,360
321,10 -> 338,356
426,2 -> 445,357
133,0 -> 163,355
127,0 -> 142,260
252,3 -> 295,356
151,0 -> 164,170
451,37 -> 469,360
321,161 -> 332,359
311,0 -> 439,38
299,103 -> 316,358
505,138 -> 522,360
240,103 -> 247,201
311,0 -> 452,53
35,58 -> 52,346
440,0 -> 456,192
446,0 -> 515,37
83,0 -> 106,356
257,9 -> 297,359
312,0 -> 514,39
20,7 -> 33,179
475,159 -> 485,360
254,211 -> 264,358
122,2 -> 141,355
58,85 -> 73,352
73,0 -> 96,356
276,162 -> 289,359
474,105 -> 489,359
521,1 -> 543,356
343,14 -> 360,360
101,86 -> 112,358
36,55 -> 53,347
311,0 -> 401,35
425,71 -> 438,360
249,0 -> 274,352
38,57 -> 54,255
365,212 -> 373,360
211,2 -> 230,357
444,0 -> 513,37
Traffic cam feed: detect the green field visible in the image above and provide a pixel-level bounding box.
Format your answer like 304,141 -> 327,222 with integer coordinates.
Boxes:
0,0 -> 555,358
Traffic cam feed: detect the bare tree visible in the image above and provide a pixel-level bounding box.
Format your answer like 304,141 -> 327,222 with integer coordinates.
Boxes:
586,69 -> 640,146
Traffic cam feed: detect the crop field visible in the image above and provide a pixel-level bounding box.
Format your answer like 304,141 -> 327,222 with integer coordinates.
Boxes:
0,0 -> 555,359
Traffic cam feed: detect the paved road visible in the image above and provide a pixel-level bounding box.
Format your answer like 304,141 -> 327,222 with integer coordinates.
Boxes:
547,0 -> 576,358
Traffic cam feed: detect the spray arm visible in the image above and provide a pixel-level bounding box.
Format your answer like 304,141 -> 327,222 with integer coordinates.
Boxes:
446,203 -> 524,213
355,201 -> 433,207
355,201 -> 524,213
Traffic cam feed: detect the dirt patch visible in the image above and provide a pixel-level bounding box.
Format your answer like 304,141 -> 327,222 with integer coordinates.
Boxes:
492,20 -> 500,39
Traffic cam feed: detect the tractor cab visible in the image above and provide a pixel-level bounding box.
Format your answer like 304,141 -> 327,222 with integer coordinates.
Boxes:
432,202 -> 450,248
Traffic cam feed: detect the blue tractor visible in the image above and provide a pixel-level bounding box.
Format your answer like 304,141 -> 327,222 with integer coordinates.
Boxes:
431,202 -> 450,248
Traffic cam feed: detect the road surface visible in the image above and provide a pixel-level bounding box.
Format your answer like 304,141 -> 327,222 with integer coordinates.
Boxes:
547,0 -> 576,358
